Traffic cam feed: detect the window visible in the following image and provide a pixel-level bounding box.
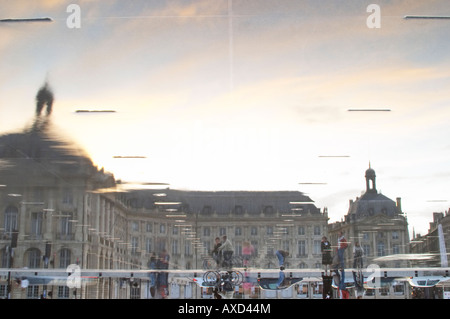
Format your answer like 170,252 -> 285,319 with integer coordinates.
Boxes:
60,249 -> 71,268
145,238 -> 152,254
131,237 -> 139,254
314,226 -> 321,236
0,285 -> 6,298
172,239 -> 179,255
363,244 -> 371,257
235,241 -> 242,256
185,241 -> 191,256
27,285 -> 40,299
235,227 -> 242,236
30,212 -> 43,238
313,240 -> 321,255
27,249 -> 41,268
377,242 -> 385,257
298,240 -> 307,257
130,285 -> 140,299
58,286 -> 70,299
298,226 -> 305,236
251,226 -> 258,236
203,240 -> 210,253
1,249 -> 9,268
60,213 -> 73,239
393,244 -> 400,254
4,206 -> 18,234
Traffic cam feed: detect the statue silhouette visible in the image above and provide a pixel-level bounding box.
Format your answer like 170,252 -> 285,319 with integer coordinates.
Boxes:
36,83 -> 54,116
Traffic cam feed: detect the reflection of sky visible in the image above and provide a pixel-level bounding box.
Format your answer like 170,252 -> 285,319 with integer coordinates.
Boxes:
1,0 -> 450,236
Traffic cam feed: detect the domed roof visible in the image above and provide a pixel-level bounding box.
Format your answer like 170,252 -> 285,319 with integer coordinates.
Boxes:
0,84 -> 115,189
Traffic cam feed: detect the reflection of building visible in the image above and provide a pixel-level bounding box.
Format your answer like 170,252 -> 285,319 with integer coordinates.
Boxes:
328,165 -> 410,268
0,117 -> 130,298
0,87 -> 417,299
410,212 -> 450,267
123,189 -> 329,270
0,87 -> 328,298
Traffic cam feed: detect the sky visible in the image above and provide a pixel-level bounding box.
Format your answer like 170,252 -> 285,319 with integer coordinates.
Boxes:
1,0 -> 450,237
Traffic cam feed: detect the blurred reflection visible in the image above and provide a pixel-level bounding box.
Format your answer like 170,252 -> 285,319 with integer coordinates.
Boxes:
0,86 -> 449,299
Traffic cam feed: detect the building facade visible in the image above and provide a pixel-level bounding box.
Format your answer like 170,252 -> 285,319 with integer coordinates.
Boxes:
410,211 -> 450,267
328,165 -> 410,269
122,189 -> 329,271
0,106 -> 329,298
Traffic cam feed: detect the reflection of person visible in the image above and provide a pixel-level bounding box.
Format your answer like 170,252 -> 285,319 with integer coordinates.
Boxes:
242,241 -> 255,268
275,250 -> 289,270
148,252 -> 157,297
157,249 -> 170,298
212,237 -> 222,266
337,232 -> 347,270
353,241 -> 364,269
321,236 -> 332,275
276,271 -> 286,289
218,235 -> 234,268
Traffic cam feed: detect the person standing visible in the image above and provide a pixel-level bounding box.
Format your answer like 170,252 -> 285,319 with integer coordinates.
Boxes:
337,231 -> 348,270
353,241 -> 364,269
321,236 -> 333,275
157,249 -> 170,298
148,252 -> 157,297
212,237 -> 222,267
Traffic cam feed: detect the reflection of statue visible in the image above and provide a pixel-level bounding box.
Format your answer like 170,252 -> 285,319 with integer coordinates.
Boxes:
36,83 -> 54,116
